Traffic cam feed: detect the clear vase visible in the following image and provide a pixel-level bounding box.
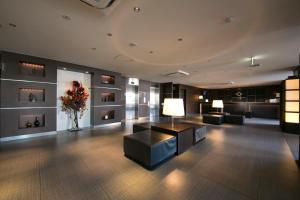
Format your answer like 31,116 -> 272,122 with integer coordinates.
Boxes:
69,110 -> 81,131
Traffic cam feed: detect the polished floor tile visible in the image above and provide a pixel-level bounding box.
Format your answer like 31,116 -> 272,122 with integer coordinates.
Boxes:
0,118 -> 299,200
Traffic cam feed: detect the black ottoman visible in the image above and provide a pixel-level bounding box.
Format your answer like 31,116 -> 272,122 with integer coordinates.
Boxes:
124,130 -> 177,169
194,125 -> 207,143
179,121 -> 207,144
133,122 -> 152,133
224,114 -> 245,125
203,114 -> 224,125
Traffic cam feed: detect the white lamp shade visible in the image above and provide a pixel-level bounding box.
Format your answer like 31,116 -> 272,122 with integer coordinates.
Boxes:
163,98 -> 185,117
212,100 -> 224,108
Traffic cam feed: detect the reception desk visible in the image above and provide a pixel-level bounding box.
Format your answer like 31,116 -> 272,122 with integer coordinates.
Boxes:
202,102 -> 280,119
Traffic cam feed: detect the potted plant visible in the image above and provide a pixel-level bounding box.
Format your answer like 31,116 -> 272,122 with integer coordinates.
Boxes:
60,81 -> 89,131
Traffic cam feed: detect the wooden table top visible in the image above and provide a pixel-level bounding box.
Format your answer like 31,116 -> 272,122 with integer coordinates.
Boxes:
151,122 -> 195,132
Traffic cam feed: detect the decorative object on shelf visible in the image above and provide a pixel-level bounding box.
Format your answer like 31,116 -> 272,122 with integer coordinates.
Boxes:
26,121 -> 33,128
34,117 -> 40,127
101,92 -> 115,102
29,92 -> 37,103
102,111 -> 115,120
60,81 -> 89,131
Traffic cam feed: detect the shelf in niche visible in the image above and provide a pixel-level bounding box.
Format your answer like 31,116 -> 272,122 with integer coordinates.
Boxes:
19,61 -> 45,77
101,75 -> 115,85
101,110 -> 115,120
19,88 -> 45,103
19,114 -> 45,129
101,92 -> 115,102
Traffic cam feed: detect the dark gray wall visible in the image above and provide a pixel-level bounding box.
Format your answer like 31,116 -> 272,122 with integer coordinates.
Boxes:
0,51 -> 125,138
159,83 -> 201,116
174,84 -> 201,115
0,52 -> 57,138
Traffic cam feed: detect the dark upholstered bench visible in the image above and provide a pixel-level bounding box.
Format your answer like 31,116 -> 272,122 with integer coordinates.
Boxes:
203,114 -> 224,125
224,114 -> 245,125
123,130 -> 177,169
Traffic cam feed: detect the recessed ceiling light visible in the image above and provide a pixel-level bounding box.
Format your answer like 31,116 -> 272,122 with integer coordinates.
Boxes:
133,7 -> 141,13
129,43 -> 137,47
62,15 -> 71,20
91,47 -> 97,50
224,16 -> 234,23
107,33 -> 112,37
177,38 -> 183,42
63,67 -> 67,70
8,23 -> 16,28
85,71 -> 89,74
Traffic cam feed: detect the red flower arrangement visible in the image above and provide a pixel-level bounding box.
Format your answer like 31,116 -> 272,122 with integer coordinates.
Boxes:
60,81 -> 89,130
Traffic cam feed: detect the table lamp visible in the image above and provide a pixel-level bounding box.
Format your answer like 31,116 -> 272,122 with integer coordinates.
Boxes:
212,100 -> 224,113
163,98 -> 185,127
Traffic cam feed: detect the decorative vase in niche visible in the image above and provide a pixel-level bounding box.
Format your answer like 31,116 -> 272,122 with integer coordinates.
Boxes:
26,121 -> 32,128
34,117 -> 40,127
29,93 -> 37,103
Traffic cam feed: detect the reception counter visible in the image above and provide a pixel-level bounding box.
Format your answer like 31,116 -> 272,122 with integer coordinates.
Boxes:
202,102 -> 280,119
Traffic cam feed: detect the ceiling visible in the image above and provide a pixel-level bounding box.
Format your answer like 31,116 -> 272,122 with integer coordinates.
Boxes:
0,0 -> 300,88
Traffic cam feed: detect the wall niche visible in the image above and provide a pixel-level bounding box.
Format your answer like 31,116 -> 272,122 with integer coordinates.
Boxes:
19,88 -> 45,103
19,61 -> 45,77
101,92 -> 115,102
101,75 -> 115,85
101,110 -> 115,120
19,114 -> 45,129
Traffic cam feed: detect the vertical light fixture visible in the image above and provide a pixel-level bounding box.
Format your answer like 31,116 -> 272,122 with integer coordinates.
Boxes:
199,95 -> 203,115
283,78 -> 300,133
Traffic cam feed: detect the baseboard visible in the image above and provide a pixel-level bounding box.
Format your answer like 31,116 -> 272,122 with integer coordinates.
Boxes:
0,131 -> 57,142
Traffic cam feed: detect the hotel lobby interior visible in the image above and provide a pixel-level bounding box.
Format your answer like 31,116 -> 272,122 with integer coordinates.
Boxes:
0,0 -> 300,200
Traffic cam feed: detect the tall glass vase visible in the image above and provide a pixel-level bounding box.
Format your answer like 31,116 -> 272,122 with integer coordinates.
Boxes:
69,110 -> 81,131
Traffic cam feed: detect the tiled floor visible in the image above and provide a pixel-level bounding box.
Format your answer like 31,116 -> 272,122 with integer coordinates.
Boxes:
0,118 -> 299,200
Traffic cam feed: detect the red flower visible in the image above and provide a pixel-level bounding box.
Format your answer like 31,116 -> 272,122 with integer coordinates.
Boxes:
66,90 -> 73,96
60,80 -> 89,114
73,81 -> 80,88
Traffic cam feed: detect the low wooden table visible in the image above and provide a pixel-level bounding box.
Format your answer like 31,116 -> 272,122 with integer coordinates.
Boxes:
151,123 -> 194,155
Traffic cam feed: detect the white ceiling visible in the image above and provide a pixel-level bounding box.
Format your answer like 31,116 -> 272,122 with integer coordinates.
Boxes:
1,0 -> 300,88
